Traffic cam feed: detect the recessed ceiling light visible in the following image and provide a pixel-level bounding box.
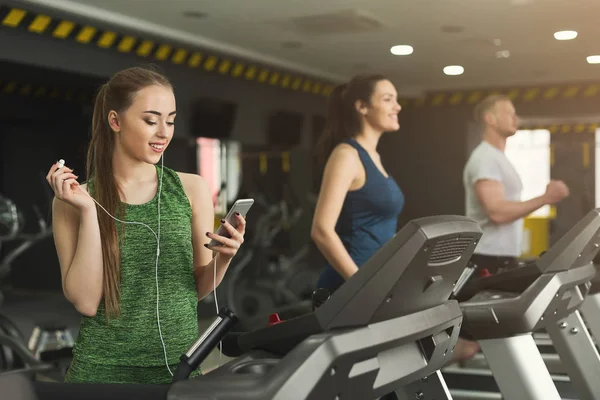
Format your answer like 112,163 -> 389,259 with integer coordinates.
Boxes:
443,65 -> 464,76
587,55 -> 600,64
390,45 -> 414,56
554,30 -> 578,40
496,50 -> 511,58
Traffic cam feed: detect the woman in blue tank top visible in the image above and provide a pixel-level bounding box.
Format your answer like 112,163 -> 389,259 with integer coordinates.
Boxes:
311,75 -> 479,398
311,75 -> 403,400
311,74 -> 404,294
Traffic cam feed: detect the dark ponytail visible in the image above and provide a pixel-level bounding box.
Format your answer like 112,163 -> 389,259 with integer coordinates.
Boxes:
316,73 -> 387,165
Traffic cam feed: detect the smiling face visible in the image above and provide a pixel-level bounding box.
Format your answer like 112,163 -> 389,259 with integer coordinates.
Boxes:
357,79 -> 402,133
108,84 -> 176,165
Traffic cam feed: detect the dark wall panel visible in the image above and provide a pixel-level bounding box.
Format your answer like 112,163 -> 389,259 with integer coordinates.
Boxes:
0,28 -> 327,148
380,104 -> 469,227
550,133 -> 595,244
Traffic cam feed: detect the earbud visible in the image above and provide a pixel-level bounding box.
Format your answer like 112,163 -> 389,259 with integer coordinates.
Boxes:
57,159 -> 65,169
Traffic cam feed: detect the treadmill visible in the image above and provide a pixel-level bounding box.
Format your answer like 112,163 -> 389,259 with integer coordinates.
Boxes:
455,208 -> 600,400
169,215 -> 482,400
2,215 -> 483,400
578,260 -> 600,345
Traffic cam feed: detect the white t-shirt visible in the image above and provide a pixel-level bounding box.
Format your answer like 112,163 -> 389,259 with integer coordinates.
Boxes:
463,141 -> 524,257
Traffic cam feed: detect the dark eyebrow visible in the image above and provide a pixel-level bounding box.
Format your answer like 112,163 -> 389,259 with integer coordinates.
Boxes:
143,110 -> 177,116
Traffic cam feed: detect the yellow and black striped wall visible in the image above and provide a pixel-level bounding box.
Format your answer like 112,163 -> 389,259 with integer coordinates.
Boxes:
4,3 -> 600,111
0,4 -> 335,98
5,4 -> 600,109
520,122 -> 600,135
0,79 -> 96,104
398,84 -> 600,108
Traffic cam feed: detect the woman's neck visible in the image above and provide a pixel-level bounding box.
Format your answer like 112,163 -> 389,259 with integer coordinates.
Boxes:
354,127 -> 382,153
112,152 -> 157,186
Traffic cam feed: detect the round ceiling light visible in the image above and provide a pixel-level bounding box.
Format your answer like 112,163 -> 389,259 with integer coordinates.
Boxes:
554,30 -> 578,40
390,45 -> 414,56
443,65 -> 464,76
587,55 -> 600,64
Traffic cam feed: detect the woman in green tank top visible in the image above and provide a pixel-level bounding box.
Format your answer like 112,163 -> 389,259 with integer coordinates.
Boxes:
45,67 -> 246,384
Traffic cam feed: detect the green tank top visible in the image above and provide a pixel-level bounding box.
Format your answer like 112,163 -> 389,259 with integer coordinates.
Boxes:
74,165 -> 199,367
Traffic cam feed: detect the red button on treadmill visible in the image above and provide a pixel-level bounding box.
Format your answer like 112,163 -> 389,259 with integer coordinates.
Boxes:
268,313 -> 282,326
479,268 -> 492,278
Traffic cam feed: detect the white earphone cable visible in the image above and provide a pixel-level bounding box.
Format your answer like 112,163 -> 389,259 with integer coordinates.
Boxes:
65,153 -> 220,376
73,156 -> 173,375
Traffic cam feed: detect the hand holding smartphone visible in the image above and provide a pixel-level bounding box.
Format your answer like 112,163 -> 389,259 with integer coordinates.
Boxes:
208,199 -> 254,248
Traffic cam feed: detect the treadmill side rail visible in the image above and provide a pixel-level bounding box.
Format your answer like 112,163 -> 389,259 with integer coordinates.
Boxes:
579,292 -> 600,344
460,263 -> 596,340
546,310 -> 600,400
478,335 -> 561,400
396,370 -> 453,400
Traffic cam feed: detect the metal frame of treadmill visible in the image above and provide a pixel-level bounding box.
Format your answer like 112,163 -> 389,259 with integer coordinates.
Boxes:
545,309 -> 600,400
580,292 -> 600,344
459,208 -> 600,400
545,266 -> 600,400
579,265 -> 600,345
167,216 -> 484,400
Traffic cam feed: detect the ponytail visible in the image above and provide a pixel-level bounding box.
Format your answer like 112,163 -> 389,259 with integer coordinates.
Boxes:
315,74 -> 387,166
316,83 -> 348,165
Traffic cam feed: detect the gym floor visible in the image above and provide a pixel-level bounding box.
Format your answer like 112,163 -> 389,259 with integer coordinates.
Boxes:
1,288 -> 231,375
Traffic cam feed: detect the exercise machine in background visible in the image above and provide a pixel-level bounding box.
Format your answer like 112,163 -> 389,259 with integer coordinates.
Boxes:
449,208 -> 600,400
0,194 -> 72,379
198,146 -> 322,329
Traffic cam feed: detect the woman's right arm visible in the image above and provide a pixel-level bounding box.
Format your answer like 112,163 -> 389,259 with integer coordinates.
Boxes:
310,145 -> 360,281
47,163 -> 103,316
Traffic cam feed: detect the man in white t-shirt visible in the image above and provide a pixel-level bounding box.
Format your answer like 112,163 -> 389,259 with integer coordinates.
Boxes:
463,95 -> 569,275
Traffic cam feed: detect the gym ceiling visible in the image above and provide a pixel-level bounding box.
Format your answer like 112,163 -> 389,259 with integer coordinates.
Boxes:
3,0 -> 600,107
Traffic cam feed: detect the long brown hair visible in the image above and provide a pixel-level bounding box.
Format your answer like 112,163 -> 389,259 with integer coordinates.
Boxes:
316,73 -> 387,165
87,66 -> 172,318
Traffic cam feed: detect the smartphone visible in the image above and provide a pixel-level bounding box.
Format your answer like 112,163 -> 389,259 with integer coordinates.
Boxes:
209,198 -> 254,247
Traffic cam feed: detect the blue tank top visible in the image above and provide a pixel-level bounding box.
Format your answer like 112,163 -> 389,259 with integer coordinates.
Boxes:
317,138 -> 405,293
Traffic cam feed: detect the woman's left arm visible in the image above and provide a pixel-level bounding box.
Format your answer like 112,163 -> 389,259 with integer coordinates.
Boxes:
179,173 -> 246,301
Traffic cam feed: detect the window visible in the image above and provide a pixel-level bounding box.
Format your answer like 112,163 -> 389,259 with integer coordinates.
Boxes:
196,138 -> 241,214
505,129 -> 551,217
